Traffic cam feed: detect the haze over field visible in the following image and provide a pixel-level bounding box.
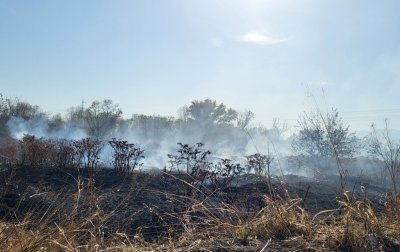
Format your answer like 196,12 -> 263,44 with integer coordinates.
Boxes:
1,0 -> 400,131
3,3 -> 400,251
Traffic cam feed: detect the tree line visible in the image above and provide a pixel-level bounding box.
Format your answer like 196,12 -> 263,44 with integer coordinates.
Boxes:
0,93 -> 399,196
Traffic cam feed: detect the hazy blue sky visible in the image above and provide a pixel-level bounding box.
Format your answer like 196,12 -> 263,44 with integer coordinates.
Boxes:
1,0 -> 400,131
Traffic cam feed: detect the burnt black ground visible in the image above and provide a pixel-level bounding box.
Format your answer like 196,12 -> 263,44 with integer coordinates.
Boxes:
0,165 -> 388,241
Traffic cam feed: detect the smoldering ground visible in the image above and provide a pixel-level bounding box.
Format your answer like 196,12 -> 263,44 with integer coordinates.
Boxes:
1,98 -> 397,192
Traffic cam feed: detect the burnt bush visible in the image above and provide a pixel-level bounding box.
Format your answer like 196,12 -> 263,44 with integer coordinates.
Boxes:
246,153 -> 269,176
19,135 -> 55,167
109,138 -> 144,174
214,158 -> 244,189
246,152 -> 275,197
73,138 -> 103,169
167,142 -> 214,197
168,142 -> 211,174
0,136 -> 77,169
54,139 -> 76,168
0,136 -> 95,169
0,138 -> 19,166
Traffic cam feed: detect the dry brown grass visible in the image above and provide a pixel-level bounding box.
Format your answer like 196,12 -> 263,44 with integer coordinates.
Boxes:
1,169 -> 400,252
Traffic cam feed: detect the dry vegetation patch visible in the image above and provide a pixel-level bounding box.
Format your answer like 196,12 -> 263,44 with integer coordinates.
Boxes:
0,165 -> 399,251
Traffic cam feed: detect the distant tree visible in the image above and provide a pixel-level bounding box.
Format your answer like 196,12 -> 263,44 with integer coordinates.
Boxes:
66,101 -> 86,125
0,94 -> 45,139
268,118 -> 288,141
84,100 -> 122,139
237,110 -> 255,130
368,120 -> 400,199
128,114 -> 175,139
1,96 -> 43,120
292,108 -> 359,158
48,113 -> 65,132
182,99 -> 238,126
292,108 -> 359,190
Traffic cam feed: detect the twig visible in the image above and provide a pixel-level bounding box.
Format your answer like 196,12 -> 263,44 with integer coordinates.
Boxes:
259,238 -> 272,252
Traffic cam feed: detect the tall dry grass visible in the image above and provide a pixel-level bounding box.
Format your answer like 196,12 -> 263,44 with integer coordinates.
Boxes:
1,164 -> 400,251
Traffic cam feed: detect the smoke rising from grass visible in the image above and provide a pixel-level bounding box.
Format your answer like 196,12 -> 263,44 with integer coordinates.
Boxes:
2,98 -> 393,187
5,114 -> 291,172
6,116 -> 86,140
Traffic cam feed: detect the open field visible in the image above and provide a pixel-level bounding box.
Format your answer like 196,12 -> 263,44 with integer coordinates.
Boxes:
1,164 -> 399,251
2,0 -> 400,250
0,96 -> 399,251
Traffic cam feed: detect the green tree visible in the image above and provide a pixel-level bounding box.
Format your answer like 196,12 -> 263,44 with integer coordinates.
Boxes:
84,100 -> 122,139
182,99 -> 238,126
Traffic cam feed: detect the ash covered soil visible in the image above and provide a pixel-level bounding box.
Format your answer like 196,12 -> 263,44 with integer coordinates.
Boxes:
0,165 -> 389,249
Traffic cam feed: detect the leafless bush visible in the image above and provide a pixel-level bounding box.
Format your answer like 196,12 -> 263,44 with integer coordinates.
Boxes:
369,121 -> 400,214
246,151 -> 275,197
73,137 -> 103,169
246,153 -> 272,176
0,139 -> 19,166
18,135 -> 54,167
53,139 -> 76,168
167,142 -> 214,198
214,158 -> 244,189
168,142 -> 211,175
109,138 -> 144,174
293,108 -> 359,191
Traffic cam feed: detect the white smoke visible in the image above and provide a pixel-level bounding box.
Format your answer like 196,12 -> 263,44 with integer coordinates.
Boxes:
5,113 -> 294,172
4,113 -> 393,189
6,116 -> 86,140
